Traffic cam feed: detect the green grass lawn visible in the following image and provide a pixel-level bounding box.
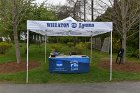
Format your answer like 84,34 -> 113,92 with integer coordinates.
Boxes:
0,43 -> 140,83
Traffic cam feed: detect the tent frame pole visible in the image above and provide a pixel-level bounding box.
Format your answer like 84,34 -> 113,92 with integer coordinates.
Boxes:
110,31 -> 112,81
90,31 -> 93,63
45,34 -> 47,63
26,30 -> 29,83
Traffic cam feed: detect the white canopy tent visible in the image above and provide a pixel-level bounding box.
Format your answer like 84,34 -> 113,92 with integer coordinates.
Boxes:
27,17 -> 113,83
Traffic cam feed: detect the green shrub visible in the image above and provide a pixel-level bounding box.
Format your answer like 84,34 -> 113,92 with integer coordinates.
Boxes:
51,43 -> 62,51
130,49 -> 139,58
85,42 -> 91,49
0,42 -> 12,54
67,42 -> 74,47
112,38 -> 121,53
134,49 -> 139,58
75,42 -> 88,53
127,47 -> 139,58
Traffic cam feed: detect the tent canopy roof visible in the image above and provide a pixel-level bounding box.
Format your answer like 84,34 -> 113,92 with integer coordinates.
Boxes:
59,16 -> 77,22
27,17 -> 113,36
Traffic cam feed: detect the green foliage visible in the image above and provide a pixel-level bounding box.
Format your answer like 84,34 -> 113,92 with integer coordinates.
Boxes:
58,37 -> 75,43
67,42 -> 74,47
112,38 -> 121,53
50,43 -> 72,54
75,42 -> 92,53
29,4 -> 57,21
50,43 -> 62,51
0,42 -> 12,54
75,42 -> 88,53
134,49 -> 139,58
0,38 -> 2,42
85,42 -> 91,49
127,47 -> 139,58
48,37 -> 79,44
0,0 -> 58,40
127,31 -> 138,49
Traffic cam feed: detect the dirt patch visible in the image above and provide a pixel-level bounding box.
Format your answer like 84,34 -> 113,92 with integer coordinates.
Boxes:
0,61 -> 40,73
100,60 -> 140,72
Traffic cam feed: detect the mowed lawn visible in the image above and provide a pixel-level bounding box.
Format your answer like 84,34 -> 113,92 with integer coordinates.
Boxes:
0,43 -> 140,83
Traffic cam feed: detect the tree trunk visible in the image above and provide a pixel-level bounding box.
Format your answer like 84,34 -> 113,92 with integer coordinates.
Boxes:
84,0 -> 86,21
122,33 -> 126,63
139,17 -> 140,59
91,0 -> 94,21
13,0 -> 21,63
13,26 -> 21,63
121,0 -> 127,63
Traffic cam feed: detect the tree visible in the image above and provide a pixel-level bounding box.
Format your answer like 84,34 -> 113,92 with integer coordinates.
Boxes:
52,5 -> 73,20
96,0 -> 140,63
65,0 -> 88,21
114,0 -> 140,62
0,0 -> 34,63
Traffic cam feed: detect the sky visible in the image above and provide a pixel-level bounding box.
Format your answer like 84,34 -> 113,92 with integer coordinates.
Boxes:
35,0 -> 66,5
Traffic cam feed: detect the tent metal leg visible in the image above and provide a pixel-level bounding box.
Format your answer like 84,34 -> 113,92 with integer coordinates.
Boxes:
90,36 -> 93,63
26,30 -> 29,83
110,31 -> 112,81
45,35 -> 47,63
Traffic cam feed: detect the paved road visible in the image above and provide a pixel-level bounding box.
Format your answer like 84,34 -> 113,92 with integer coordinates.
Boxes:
0,82 -> 140,93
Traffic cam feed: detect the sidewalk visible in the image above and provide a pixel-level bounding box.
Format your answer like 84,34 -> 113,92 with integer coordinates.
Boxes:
0,82 -> 139,93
